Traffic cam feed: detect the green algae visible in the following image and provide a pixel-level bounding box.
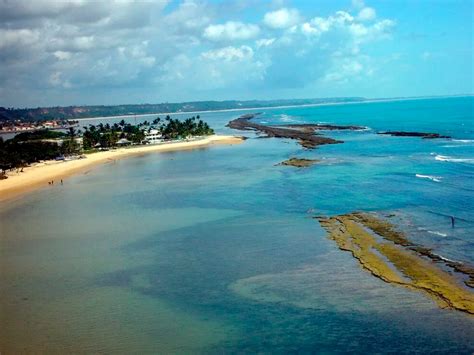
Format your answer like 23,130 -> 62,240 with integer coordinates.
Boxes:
349,213 -> 474,288
317,213 -> 474,314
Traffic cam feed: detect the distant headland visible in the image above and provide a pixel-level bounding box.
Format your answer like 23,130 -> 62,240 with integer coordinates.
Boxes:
1,94 -> 471,125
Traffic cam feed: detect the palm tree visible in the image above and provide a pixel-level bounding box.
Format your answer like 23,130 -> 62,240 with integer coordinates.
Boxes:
66,127 -> 77,139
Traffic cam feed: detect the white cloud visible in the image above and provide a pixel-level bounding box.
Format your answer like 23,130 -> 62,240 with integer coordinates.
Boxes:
301,11 -> 354,37
0,29 -> 40,49
300,10 -> 394,45
54,50 -> 72,60
263,8 -> 301,29
260,7 -> 395,90
357,7 -> 376,21
323,59 -> 365,83
118,43 -> 156,67
49,71 -> 72,88
0,0 -> 398,106
203,21 -> 260,41
201,45 -> 254,61
352,0 -> 365,10
256,38 -> 275,48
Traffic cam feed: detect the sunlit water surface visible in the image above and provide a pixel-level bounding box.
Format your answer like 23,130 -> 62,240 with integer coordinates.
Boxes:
1,97 -> 473,353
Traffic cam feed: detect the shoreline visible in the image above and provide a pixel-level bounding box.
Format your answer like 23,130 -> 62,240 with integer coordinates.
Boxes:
72,94 -> 472,122
0,135 -> 243,203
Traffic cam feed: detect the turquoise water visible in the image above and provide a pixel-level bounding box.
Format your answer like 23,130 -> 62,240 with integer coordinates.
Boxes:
1,96 -> 473,353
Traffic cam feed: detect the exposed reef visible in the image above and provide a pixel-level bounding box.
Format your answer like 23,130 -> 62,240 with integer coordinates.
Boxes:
277,158 -> 320,168
378,131 -> 451,139
227,113 -> 366,149
316,212 -> 474,314
352,212 -> 474,288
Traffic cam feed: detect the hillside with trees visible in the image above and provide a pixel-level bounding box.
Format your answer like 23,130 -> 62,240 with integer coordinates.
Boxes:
0,97 -> 364,122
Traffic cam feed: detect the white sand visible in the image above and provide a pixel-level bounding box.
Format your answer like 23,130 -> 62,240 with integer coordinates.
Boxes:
0,135 -> 243,202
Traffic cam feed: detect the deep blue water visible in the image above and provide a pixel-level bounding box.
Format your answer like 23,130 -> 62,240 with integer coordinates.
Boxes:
1,96 -> 473,353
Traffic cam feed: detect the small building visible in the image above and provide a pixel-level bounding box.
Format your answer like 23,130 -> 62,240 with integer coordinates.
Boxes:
144,129 -> 163,144
116,138 -> 132,146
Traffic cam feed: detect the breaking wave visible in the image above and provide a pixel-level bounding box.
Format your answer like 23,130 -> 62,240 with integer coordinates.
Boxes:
451,139 -> 474,143
415,174 -> 442,182
434,155 -> 474,164
427,230 -> 448,237
278,114 -> 300,123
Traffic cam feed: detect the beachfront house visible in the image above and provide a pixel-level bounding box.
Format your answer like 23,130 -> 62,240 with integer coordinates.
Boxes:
116,138 -> 132,146
143,129 -> 163,144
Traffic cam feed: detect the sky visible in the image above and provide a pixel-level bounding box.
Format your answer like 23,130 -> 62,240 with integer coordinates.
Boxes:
0,0 -> 472,108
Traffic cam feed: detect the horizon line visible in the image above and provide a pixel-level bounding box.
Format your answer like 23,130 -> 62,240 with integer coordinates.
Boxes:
74,93 -> 474,122
2,92 -> 473,111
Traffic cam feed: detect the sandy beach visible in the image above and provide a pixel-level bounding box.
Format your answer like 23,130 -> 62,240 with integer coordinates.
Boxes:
0,135 -> 243,202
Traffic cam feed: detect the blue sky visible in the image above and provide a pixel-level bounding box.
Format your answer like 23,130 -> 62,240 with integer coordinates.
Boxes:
0,0 -> 472,107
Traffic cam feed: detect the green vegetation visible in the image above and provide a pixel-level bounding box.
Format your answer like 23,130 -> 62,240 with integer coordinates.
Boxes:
0,98 -> 365,122
82,121 -> 145,150
0,127 -> 80,172
82,115 -> 213,149
158,115 -> 214,139
0,138 -> 65,172
0,116 -> 215,174
11,129 -> 66,142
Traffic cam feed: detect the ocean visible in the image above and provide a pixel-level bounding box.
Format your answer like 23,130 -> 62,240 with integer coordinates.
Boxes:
1,96 -> 473,353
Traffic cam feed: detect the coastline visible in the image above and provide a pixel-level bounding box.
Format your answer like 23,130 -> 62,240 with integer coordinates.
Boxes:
73,94 -> 472,122
0,135 -> 243,203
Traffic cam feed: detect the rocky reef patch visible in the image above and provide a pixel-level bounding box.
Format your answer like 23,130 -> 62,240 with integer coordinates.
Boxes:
277,158 -> 320,168
316,212 -> 474,314
227,113 -> 365,149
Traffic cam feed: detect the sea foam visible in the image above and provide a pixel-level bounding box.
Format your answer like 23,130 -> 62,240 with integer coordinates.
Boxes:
451,139 -> 474,143
415,174 -> 442,182
435,155 -> 474,163
427,230 -> 448,237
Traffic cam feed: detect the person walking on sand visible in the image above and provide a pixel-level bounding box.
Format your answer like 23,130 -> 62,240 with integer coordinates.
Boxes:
61,179 -> 63,185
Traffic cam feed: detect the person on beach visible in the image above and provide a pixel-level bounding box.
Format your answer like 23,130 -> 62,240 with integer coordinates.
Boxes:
451,216 -> 455,228
61,179 -> 63,185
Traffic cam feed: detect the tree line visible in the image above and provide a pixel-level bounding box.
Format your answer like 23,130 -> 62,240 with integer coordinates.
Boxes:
0,128 -> 80,174
0,116 -> 215,175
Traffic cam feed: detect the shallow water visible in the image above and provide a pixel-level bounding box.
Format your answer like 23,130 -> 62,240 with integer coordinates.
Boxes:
1,96 -> 473,353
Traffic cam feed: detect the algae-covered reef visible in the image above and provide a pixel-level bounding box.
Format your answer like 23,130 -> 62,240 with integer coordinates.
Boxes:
316,212 -> 474,314
227,113 -> 365,149
278,158 -> 319,168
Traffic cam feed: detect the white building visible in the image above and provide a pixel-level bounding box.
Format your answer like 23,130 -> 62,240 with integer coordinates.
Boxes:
116,138 -> 131,146
144,129 -> 163,144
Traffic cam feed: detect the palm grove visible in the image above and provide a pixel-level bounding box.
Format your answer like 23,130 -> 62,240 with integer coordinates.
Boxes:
0,116 -> 214,175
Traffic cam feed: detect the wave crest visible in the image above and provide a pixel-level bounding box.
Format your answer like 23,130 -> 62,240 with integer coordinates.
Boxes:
434,155 -> 474,164
415,174 -> 442,182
